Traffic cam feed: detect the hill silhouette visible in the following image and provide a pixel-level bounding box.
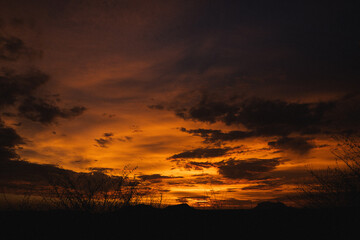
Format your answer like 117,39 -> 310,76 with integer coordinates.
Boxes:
165,203 -> 194,211
1,204 -> 359,240
253,201 -> 289,210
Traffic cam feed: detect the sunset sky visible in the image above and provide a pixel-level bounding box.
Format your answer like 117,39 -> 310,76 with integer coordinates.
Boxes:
1,0 -> 359,208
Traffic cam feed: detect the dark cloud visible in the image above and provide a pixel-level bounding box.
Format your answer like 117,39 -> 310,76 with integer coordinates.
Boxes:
167,94 -> 360,142
180,127 -> 254,144
171,190 -> 211,204
268,137 -> 316,155
135,140 -> 182,153
161,173 -> 225,186
118,136 -> 132,142
138,1 -> 360,103
94,133 -> 132,148
0,28 -> 86,125
172,156 -> 283,181
175,94 -> 238,124
0,36 -> 24,61
0,69 -> 49,108
0,120 -> 24,162
94,132 -> 114,148
130,125 -> 142,133
102,113 -> 116,118
241,179 -> 283,190
269,168 -> 311,185
0,121 -> 24,149
0,28 -> 88,195
0,125 -> 77,194
226,98 -> 334,136
184,161 -> 214,170
138,174 -> 183,181
87,167 -> 115,173
216,158 -> 282,180
0,158 -> 125,195
0,159 -> 72,186
96,133 -> 132,144
0,35 -> 41,61
173,96 -> 332,136
68,106 -> 86,116
0,118 -> 75,194
70,157 -> 94,167
2,112 -> 16,117
147,104 -> 164,110
103,132 -> 113,137
191,174 -> 225,185
168,147 -> 232,160
18,96 -> 86,124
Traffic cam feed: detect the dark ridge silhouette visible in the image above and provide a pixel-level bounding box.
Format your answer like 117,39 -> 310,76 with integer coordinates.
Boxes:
1,205 -> 359,240
121,204 -> 157,212
165,203 -> 194,211
253,201 -> 289,210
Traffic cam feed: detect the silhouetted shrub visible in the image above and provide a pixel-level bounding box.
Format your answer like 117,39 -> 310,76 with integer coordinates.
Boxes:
294,134 -> 360,208
44,167 -> 142,212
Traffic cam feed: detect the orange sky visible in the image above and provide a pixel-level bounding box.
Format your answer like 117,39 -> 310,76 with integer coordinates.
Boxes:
1,0 -> 359,208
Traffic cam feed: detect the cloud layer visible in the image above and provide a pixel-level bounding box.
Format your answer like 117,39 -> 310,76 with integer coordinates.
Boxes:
1,1 -> 360,207
0,18 -> 87,195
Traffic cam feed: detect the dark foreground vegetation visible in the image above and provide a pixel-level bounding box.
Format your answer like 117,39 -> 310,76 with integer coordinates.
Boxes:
1,204 -> 359,240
